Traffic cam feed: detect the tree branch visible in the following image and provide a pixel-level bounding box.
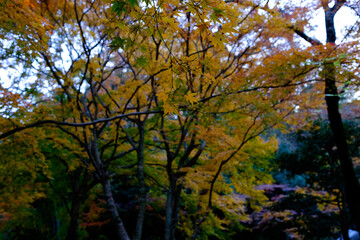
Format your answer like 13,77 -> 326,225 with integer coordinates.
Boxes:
291,27 -> 322,46
0,111 -> 162,140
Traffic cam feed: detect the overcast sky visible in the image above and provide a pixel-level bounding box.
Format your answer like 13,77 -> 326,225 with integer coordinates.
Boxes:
1,2 -> 359,89
308,4 -> 359,44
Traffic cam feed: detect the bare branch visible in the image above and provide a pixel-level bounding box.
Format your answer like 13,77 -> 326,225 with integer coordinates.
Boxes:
0,111 -> 162,140
291,27 -> 322,46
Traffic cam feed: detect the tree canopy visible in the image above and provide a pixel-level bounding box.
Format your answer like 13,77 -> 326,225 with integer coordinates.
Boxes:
1,0 -> 360,239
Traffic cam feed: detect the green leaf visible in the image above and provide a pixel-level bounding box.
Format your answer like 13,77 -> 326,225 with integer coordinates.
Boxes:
135,56 -> 148,68
112,0 -> 138,14
210,8 -> 225,23
110,36 -> 125,50
111,0 -> 127,14
338,53 -> 348,59
128,0 -> 139,8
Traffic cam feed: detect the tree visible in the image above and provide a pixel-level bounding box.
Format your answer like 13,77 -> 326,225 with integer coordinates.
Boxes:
109,1 -> 318,238
271,117 -> 360,238
1,0 -> 137,238
3,0 -> 360,239
1,0 -> 290,238
284,0 -> 360,232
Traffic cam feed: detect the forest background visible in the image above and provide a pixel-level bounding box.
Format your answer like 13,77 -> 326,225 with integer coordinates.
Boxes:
1,0 -> 360,239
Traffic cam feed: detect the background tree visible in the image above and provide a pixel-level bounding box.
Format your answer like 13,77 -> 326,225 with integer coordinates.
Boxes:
282,0 -> 360,231
273,117 -> 360,239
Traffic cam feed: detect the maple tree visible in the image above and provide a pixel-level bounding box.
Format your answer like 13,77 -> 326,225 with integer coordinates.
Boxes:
1,0 -> 360,239
107,0 -> 317,238
1,0 -> 134,239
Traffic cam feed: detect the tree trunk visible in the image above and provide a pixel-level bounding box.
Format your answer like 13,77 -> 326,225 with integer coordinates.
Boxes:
133,123 -> 147,240
324,4 -> 360,231
164,177 -> 175,240
103,178 -> 131,240
66,193 -> 82,240
341,187 -> 350,240
164,178 -> 183,240
90,134 -> 130,240
325,68 -> 360,231
170,184 -> 182,239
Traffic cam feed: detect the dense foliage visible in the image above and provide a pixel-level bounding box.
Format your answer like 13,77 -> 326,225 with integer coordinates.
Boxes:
1,0 -> 360,239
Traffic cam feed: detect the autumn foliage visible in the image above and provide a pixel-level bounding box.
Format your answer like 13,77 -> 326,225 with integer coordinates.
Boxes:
1,0 -> 360,239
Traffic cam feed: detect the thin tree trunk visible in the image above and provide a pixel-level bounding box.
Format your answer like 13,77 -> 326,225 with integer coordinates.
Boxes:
134,123 -> 147,240
103,178 -> 131,240
164,177 -> 175,240
170,184 -> 182,239
324,3 -> 360,231
90,133 -> 130,240
341,186 -> 350,240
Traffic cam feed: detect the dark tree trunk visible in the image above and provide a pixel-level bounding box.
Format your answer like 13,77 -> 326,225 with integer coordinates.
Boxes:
341,186 -> 350,240
324,3 -> 360,231
66,193 -> 82,240
164,176 -> 175,240
170,184 -> 182,239
65,169 -> 93,240
164,179 -> 185,240
134,123 -> 147,240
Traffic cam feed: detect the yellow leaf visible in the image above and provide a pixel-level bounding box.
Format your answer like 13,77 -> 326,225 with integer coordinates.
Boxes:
163,102 -> 179,115
157,91 -> 169,102
185,91 -> 197,105
204,73 -> 216,84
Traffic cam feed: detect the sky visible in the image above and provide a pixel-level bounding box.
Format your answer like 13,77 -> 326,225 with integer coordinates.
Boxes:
308,3 -> 359,45
0,1 -> 359,90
